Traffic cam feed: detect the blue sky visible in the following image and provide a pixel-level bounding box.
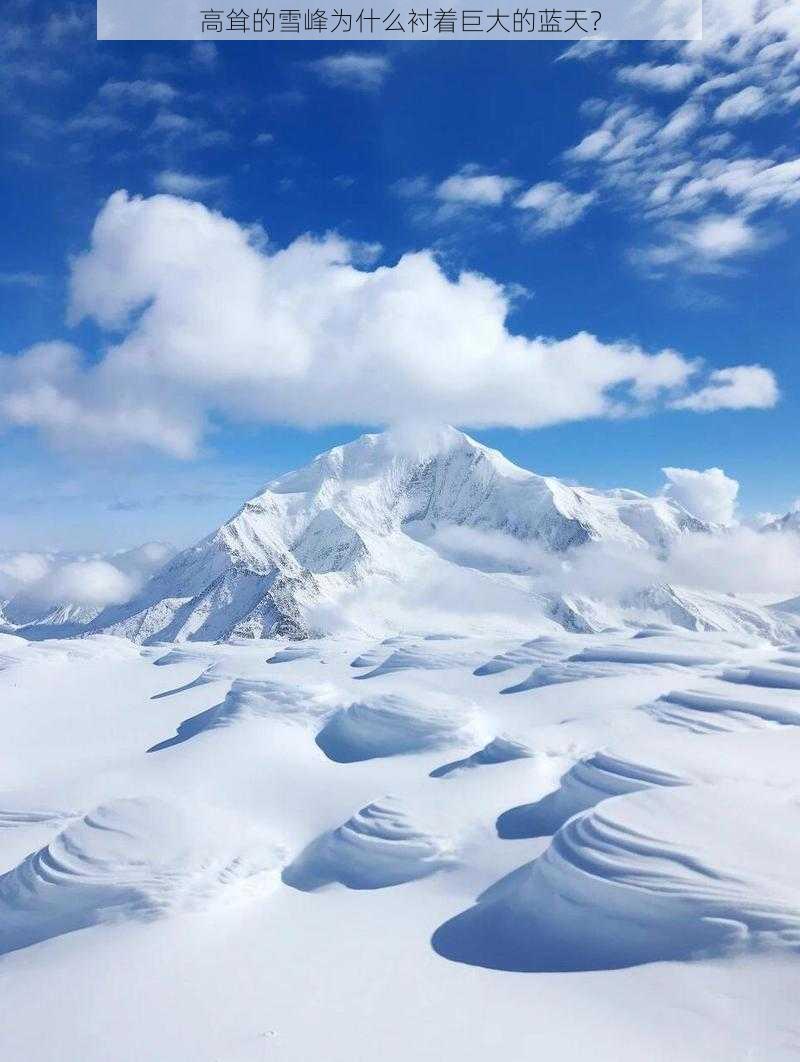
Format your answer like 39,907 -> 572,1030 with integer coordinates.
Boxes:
1,1 -> 799,551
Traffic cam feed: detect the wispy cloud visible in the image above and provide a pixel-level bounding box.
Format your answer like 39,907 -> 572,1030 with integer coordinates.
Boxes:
99,79 -> 178,106
153,171 -> 224,196
618,63 -> 700,93
0,271 -> 45,289
306,52 -> 391,91
515,181 -> 596,233
436,167 -> 519,207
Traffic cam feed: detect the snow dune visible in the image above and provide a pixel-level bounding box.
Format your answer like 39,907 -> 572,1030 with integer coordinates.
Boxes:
500,659 -> 628,693
0,797 -> 282,956
646,688 -> 800,732
721,664 -> 800,690
316,693 -> 482,763
282,796 -> 455,890
496,751 -> 687,839
473,636 -> 568,676
434,785 -> 800,972
352,644 -> 483,680
431,735 -> 534,778
267,646 -> 320,664
148,678 -> 339,751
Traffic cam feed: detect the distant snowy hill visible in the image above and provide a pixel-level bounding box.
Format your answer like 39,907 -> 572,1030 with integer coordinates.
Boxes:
2,543 -> 176,639
78,425 -> 787,645
764,509 -> 800,534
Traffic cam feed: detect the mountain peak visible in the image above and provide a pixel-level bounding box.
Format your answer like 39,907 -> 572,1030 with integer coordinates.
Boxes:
81,426 -> 714,645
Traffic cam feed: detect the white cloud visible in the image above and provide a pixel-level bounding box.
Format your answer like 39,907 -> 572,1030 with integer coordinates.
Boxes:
99,79 -> 177,105
253,132 -> 275,146
618,63 -> 699,92
666,526 -> 800,596
153,171 -> 223,197
672,365 -> 779,412
35,559 -> 135,608
557,40 -> 619,62
515,181 -> 596,233
190,42 -> 218,68
554,1 -> 800,276
306,53 -> 391,91
687,214 -> 757,258
632,213 -> 762,274
436,168 -> 519,206
656,101 -> 704,144
0,542 -> 175,613
662,466 -> 739,524
0,551 -> 51,595
714,85 -> 768,122
0,192 -> 779,457
565,128 -> 615,162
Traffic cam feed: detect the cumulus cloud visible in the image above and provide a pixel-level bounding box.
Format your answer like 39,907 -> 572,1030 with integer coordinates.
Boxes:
436,168 -> 519,206
515,181 -> 596,233
306,53 -> 391,91
36,560 -> 136,608
0,542 -> 175,619
672,365 -> 779,412
662,466 -> 739,524
0,192 -> 780,457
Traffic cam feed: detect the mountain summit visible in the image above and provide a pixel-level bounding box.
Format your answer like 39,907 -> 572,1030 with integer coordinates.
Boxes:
89,427 -> 711,643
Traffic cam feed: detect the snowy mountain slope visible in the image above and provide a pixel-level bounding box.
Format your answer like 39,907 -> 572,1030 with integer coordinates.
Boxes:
88,427 -> 712,645
764,509 -> 800,534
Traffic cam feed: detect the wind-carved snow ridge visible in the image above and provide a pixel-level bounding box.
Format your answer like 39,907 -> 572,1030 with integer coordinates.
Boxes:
353,644 -> 485,680
149,678 -> 339,751
473,637 -> 569,676
282,796 -> 455,891
500,659 -> 629,693
433,785 -> 800,973
645,688 -> 800,732
500,640 -> 733,694
315,693 -> 482,763
267,646 -> 320,664
721,665 -> 800,690
496,752 -> 688,839
431,735 -> 534,778
0,797 -> 283,956
0,807 -> 79,830
569,644 -> 726,667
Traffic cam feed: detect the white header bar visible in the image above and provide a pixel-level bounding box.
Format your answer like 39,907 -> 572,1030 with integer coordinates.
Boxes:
98,0 -> 702,41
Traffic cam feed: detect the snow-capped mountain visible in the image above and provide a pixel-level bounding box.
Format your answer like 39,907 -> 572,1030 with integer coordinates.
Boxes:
86,427 -> 717,644
764,509 -> 800,534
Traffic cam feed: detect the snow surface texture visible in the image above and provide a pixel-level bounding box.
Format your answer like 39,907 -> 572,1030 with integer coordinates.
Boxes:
3,624 -> 800,1061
